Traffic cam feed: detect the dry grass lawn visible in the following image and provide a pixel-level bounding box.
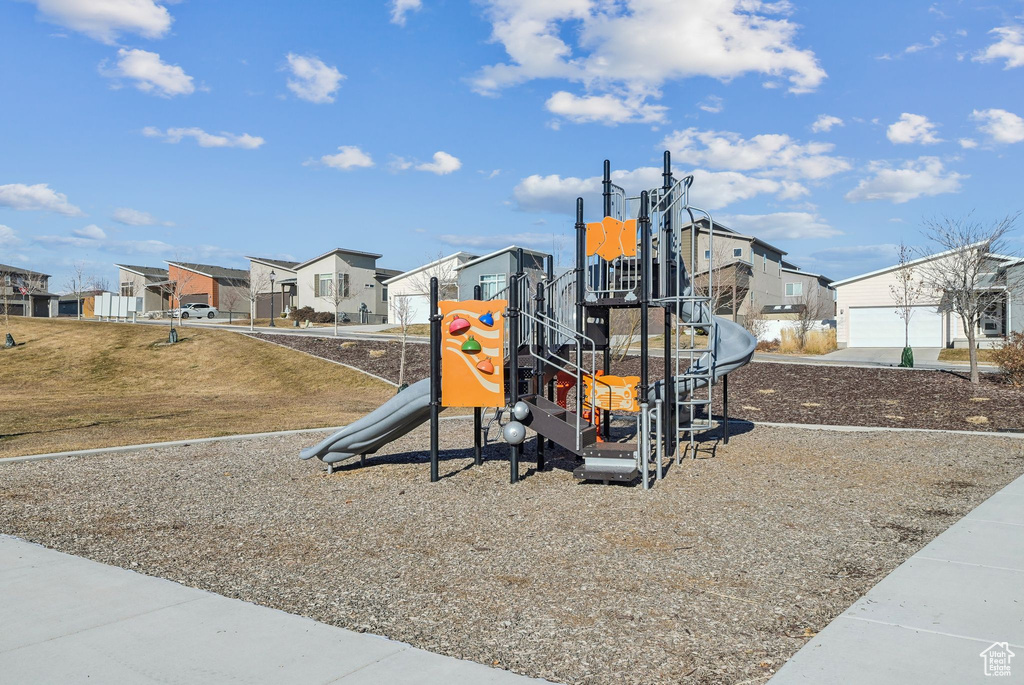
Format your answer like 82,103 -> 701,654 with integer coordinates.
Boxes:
380,323 -> 431,336
0,318 -> 393,459
938,347 -> 997,363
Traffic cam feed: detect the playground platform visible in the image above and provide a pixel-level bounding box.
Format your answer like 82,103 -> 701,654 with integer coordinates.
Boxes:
770,471 -> 1024,683
0,535 -> 551,684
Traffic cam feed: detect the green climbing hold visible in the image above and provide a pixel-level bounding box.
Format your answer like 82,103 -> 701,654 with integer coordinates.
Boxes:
461,335 -> 481,353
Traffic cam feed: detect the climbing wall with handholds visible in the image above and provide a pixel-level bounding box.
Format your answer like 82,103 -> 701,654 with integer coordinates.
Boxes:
583,374 -> 641,412
439,299 -> 507,408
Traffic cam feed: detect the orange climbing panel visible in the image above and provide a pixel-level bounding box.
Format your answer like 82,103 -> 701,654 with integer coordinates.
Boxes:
586,216 -> 637,261
583,374 -> 641,412
439,299 -> 506,408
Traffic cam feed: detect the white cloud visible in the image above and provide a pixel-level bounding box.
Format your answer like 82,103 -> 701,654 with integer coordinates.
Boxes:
974,25 -> 1024,69
905,32 -> 945,54
512,165 -> 799,214
718,212 -> 841,239
388,155 -> 413,172
886,113 -> 942,144
958,138 -> 978,149
25,0 -> 172,44
72,224 -> 106,240
660,128 -> 850,180
0,183 -> 83,216
112,207 -> 172,226
416,151 -> 462,175
970,108 -> 1024,144
103,48 -> 194,97
143,126 -> 265,149
811,114 -> 843,133
0,224 -> 21,246
845,157 -> 966,204
545,91 -> 666,125
315,145 -> 374,170
698,95 -> 724,114
471,0 -> 825,122
284,53 -> 344,104
390,0 -> 422,26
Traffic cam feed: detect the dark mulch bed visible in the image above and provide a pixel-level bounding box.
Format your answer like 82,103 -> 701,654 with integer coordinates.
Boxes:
254,335 -> 1024,433
249,334 -> 430,385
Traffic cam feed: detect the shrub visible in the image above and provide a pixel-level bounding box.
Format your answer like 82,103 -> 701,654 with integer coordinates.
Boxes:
992,332 -> 1024,387
289,306 -> 315,322
310,311 -> 336,324
756,339 -> 779,352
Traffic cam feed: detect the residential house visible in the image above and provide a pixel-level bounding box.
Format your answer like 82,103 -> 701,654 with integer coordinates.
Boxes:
247,257 -> 299,319
686,219 -> 823,322
780,262 -> 836,316
455,246 -> 550,300
293,248 -> 394,323
166,262 -> 250,315
833,247 -> 1023,348
57,289 -> 110,317
0,263 -> 56,317
383,251 -> 478,325
116,264 -> 169,314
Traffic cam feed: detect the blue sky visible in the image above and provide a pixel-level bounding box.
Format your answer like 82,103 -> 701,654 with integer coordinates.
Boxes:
1,0 -> 1023,290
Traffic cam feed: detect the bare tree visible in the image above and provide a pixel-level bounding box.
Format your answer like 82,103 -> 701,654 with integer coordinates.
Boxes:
63,261 -> 87,320
309,268 -> 352,336
917,213 -> 1023,384
408,251 -> 460,300
88,275 -> 111,293
158,263 -> 197,332
742,292 -> 769,342
610,308 -> 642,361
219,284 -> 243,324
391,295 -> 414,387
888,241 -> 927,365
243,271 -> 270,332
693,242 -> 747,320
794,290 -> 833,350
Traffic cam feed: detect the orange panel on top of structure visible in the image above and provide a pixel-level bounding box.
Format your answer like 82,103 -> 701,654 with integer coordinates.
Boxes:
439,299 -> 507,408
586,216 -> 638,261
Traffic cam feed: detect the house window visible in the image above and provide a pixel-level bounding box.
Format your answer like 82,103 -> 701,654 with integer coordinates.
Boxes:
786,282 -> 803,297
479,274 -> 506,299
338,272 -> 350,298
732,247 -> 743,258
704,250 -> 711,260
381,286 -> 388,301
120,281 -> 132,296
316,273 -> 333,297
762,254 -> 767,273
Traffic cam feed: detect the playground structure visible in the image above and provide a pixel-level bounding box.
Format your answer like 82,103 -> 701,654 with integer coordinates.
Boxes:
301,152 -> 757,488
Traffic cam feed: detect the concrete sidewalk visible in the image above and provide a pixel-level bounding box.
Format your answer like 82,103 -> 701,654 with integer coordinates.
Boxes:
770,472 -> 1024,683
0,536 -> 551,684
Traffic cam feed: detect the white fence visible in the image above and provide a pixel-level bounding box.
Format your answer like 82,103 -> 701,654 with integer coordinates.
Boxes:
758,318 -> 835,342
95,293 -> 143,320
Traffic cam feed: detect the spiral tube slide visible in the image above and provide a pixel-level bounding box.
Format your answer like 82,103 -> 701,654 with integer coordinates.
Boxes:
299,378 -> 435,465
647,284 -> 757,402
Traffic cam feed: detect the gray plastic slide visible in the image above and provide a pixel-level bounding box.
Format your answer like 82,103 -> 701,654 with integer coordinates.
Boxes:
647,281 -> 757,402
300,377 -> 435,465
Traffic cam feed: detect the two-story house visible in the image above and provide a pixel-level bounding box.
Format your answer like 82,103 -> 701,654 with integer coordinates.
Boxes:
293,248 -> 396,323
455,246 -> 550,300
247,257 -> 299,318
0,263 -> 55,317
116,264 -> 170,314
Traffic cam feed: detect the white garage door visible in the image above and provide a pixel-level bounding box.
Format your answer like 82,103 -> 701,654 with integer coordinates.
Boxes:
849,306 -> 942,347
391,294 -> 430,325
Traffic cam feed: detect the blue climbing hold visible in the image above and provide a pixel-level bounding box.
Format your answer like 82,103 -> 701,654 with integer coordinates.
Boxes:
479,311 -> 494,327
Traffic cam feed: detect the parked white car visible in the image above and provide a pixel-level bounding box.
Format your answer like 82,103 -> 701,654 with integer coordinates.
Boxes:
174,303 -> 218,319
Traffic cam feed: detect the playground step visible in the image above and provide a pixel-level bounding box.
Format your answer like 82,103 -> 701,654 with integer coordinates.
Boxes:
573,444 -> 639,482
521,395 -> 598,456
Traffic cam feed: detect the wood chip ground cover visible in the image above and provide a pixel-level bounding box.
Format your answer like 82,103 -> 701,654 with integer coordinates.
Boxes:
3,425 -> 1023,684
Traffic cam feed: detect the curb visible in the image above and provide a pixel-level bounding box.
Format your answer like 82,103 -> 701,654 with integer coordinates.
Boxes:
0,415 -> 476,464
746,420 -> 1024,439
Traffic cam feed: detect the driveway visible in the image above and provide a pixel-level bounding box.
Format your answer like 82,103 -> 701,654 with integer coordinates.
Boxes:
821,347 -> 941,365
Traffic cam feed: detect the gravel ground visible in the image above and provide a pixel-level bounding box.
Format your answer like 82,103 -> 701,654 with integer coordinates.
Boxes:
3,423 -> 1023,684
254,336 -> 1024,433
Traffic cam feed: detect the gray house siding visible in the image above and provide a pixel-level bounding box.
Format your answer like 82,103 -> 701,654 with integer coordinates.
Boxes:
1009,264 -> 1024,335
457,252 -> 546,300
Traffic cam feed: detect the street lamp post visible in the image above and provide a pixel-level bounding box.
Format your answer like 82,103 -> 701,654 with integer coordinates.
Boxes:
269,270 -> 276,327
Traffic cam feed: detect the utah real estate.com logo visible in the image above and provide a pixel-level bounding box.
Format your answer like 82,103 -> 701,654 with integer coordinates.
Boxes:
980,642 -> 1014,677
